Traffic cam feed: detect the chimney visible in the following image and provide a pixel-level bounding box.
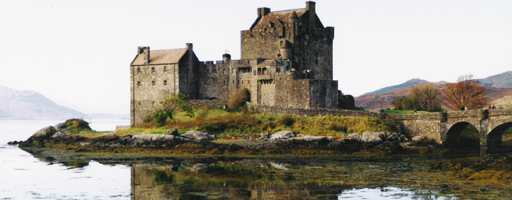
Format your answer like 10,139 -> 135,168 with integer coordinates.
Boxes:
306,1 -> 316,26
186,43 -> 193,51
223,53 -> 231,62
306,1 -> 316,14
257,7 -> 270,17
138,46 -> 150,64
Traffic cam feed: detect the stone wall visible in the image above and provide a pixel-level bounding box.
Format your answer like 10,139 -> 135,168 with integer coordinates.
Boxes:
248,103 -> 383,118
131,63 -> 180,126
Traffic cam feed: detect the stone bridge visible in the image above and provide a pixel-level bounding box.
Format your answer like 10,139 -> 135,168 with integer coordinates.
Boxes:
389,109 -> 512,154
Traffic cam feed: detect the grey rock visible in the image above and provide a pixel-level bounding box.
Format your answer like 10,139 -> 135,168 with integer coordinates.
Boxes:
181,130 -> 215,141
361,131 -> 384,143
32,126 -> 56,138
347,133 -> 361,140
412,135 -> 427,142
295,135 -> 328,142
270,130 -> 296,140
52,131 -> 70,138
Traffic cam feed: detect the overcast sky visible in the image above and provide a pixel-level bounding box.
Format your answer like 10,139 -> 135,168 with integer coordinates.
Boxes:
1,0 -> 511,115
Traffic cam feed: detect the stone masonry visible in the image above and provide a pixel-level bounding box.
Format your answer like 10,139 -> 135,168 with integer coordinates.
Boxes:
130,1 -> 339,126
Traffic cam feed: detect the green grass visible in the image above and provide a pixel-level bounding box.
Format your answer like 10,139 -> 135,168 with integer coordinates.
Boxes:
131,107 -> 398,137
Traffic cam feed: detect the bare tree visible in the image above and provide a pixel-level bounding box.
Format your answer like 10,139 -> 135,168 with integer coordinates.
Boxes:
410,83 -> 442,112
443,74 -> 487,110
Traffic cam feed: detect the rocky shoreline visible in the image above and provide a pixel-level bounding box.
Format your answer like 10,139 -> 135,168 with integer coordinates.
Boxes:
11,119 -> 445,155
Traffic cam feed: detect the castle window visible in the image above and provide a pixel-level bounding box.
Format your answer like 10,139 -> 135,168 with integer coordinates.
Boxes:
151,67 -> 155,74
137,68 -> 141,74
137,81 -> 141,87
248,80 -> 250,84
241,80 -> 243,84
164,80 -> 167,86
163,66 -> 167,73
139,102 -> 142,106
152,101 -> 155,106
152,81 -> 155,86
315,53 -> 319,65
232,80 -> 235,85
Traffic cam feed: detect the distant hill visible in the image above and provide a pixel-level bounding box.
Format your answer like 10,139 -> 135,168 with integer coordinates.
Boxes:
363,78 -> 429,95
479,71 -> 512,88
356,71 -> 512,111
355,82 -> 512,111
0,85 -> 88,119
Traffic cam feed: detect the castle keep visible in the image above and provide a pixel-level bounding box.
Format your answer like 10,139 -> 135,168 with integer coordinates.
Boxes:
130,1 -> 338,126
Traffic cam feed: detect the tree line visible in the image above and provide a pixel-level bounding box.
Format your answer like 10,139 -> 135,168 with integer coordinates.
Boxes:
392,74 -> 488,112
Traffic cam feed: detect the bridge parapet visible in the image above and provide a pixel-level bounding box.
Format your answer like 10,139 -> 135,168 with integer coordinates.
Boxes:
388,112 -> 444,121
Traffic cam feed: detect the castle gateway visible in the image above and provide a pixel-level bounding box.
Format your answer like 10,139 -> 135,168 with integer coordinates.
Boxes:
130,1 -> 338,126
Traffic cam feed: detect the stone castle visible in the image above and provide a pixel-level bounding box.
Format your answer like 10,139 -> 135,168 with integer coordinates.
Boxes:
130,1 -> 339,126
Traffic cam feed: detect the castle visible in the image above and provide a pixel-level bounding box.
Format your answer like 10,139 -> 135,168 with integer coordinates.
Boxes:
130,1 -> 339,126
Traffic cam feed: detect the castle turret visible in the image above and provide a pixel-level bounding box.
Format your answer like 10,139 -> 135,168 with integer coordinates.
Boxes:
280,41 -> 293,60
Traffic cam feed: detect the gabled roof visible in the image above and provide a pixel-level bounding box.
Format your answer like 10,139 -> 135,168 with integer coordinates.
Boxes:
250,8 -> 324,31
131,48 -> 188,65
251,9 -> 306,30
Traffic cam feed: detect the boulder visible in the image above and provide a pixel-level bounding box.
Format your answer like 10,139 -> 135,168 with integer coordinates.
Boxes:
181,130 -> 215,141
295,135 -> 328,142
32,126 -> 56,138
270,130 -> 296,140
361,131 -> 384,143
132,134 -> 175,143
51,131 -> 70,138
347,133 -> 361,140
412,135 -> 427,142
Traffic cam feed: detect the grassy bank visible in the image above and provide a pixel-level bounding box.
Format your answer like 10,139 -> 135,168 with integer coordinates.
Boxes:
125,107 -> 398,137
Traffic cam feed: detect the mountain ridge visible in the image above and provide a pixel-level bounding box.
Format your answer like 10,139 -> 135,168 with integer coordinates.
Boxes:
0,85 -> 88,119
355,71 -> 512,111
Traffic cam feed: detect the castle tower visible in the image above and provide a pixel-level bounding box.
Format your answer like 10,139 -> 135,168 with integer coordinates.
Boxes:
241,1 -> 334,80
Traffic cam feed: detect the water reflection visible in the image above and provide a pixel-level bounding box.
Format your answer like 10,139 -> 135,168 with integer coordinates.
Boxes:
20,147 -> 471,199
129,159 -> 454,200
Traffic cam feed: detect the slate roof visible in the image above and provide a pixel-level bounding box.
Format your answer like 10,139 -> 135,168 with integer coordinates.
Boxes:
250,8 -> 324,30
131,48 -> 187,65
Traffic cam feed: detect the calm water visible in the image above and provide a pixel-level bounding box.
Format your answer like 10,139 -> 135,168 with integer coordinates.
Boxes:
0,119 -> 460,199
0,119 -> 131,199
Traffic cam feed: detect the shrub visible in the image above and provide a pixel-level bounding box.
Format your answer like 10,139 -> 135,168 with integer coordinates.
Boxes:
63,118 -> 91,133
276,115 -> 295,127
227,88 -> 250,108
144,109 -> 173,127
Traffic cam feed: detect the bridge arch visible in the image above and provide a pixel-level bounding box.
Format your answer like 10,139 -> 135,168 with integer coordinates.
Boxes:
487,122 -> 512,152
444,122 -> 480,150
